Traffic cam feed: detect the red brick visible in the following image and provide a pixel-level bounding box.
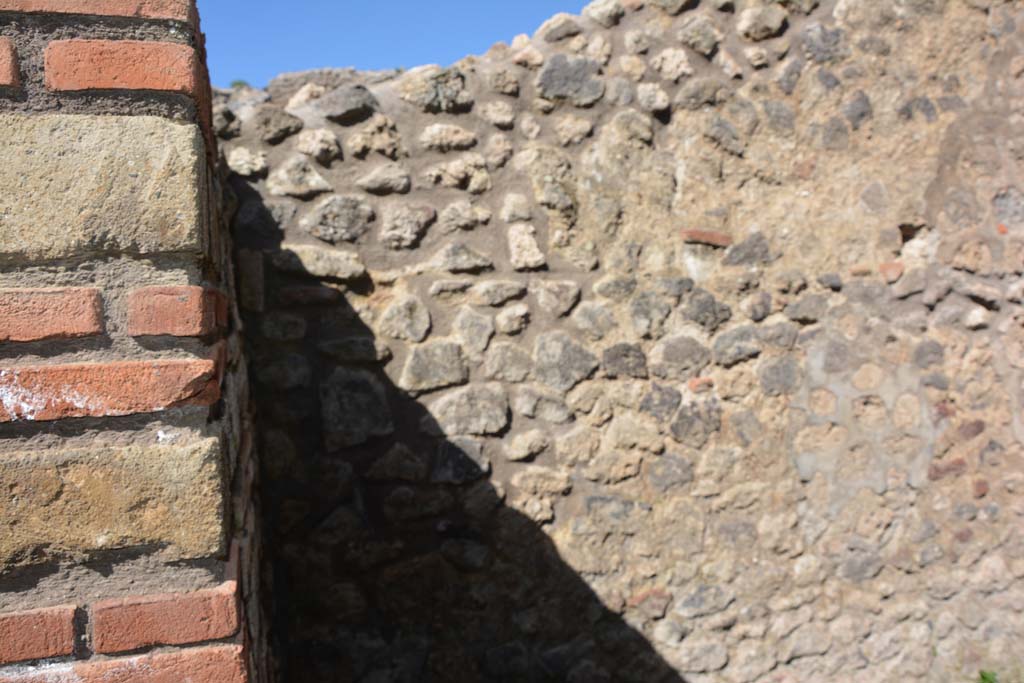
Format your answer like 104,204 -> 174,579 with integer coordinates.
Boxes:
45,40 -> 199,97
0,605 -> 76,665
92,581 -> 239,654
127,286 -> 227,337
0,1 -> 195,25
0,288 -> 103,342
0,38 -> 18,87
0,358 -> 219,422
681,229 -> 733,248
0,645 -> 246,683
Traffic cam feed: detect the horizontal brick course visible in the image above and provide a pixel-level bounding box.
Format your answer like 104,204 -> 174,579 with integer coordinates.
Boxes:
127,286 -> 227,337
0,288 -> 103,342
0,1 -> 195,25
0,605 -> 76,665
0,38 -> 17,87
45,40 -> 199,97
0,358 -> 219,422
92,581 -> 239,654
0,645 -> 246,683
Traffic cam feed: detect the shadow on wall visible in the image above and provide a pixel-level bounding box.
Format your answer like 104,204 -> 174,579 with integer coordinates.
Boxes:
229,181 -> 689,683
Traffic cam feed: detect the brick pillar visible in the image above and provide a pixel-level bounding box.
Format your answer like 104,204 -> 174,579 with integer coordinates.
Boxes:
0,2 -> 259,681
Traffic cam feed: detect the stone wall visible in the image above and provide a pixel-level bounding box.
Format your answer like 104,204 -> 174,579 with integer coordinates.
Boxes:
0,2 -> 261,682
220,0 -> 1024,681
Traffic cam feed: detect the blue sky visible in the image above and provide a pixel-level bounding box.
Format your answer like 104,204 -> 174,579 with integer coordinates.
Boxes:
198,1 -> 588,88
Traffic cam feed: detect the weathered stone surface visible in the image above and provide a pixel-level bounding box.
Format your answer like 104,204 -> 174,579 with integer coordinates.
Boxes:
537,54 -> 606,107
267,155 -> 332,198
0,440 -> 225,567
425,384 -> 509,436
669,400 -> 722,448
453,306 -> 495,355
532,280 -> 581,317
321,369 -> 394,449
737,5 -> 788,41
272,244 -> 366,280
310,84 -> 379,125
379,295 -> 431,342
357,163 -> 412,195
420,123 -> 478,152
220,4 -> 1024,680
380,204 -> 436,249
300,195 -> 375,244
650,335 -> 711,380
439,200 -> 492,233
398,341 -> 469,394
296,128 -> 343,165
398,65 -> 474,113
432,243 -> 494,273
534,332 -> 599,392
603,343 -> 648,379
508,224 -> 547,270
483,342 -> 533,383
0,115 -> 206,263
712,325 -> 762,366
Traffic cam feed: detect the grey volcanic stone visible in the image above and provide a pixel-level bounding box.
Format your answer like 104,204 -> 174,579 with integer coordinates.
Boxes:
843,90 -> 873,130
650,0 -> 698,14
250,105 -> 303,144
399,341 -> 469,394
684,289 -> 732,332
321,369 -> 394,449
572,302 -> 616,341
723,233 -> 772,265
300,195 -> 375,244
759,357 -> 802,395
913,340 -> 945,369
425,384 -> 510,436
379,295 -> 431,342
713,326 -> 762,367
785,294 -> 828,324
318,84 -> 380,125
650,335 -> 711,380
646,454 -> 694,492
641,384 -> 682,422
603,343 -> 648,379
630,292 -> 673,339
674,585 -> 735,618
670,400 -> 722,448
537,55 -> 606,107
534,332 -> 600,392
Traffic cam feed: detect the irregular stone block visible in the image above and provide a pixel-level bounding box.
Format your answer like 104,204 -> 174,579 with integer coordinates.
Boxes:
0,439 -> 226,568
0,114 -> 206,263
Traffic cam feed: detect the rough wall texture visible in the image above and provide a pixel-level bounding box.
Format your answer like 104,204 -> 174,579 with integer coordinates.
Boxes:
0,3 -> 261,682
220,0 -> 1024,681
